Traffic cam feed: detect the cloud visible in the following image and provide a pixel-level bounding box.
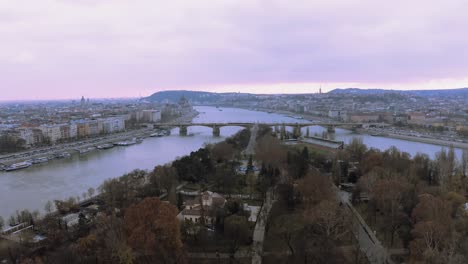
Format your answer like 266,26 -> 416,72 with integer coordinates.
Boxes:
0,0 -> 468,99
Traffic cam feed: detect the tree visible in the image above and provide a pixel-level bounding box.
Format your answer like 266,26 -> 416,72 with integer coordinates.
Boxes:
87,187 -> 95,198
94,214 -> 134,264
151,165 -> 178,194
124,197 -> 185,263
224,215 -> 250,257
304,199 -> 351,241
371,177 -> 410,246
461,149 -> 468,179
44,200 -> 54,214
297,172 -> 335,206
246,155 -> 254,175
410,194 -> 457,262
271,214 -> 304,256
346,137 -> 367,162
211,141 -> 235,163
255,134 -> 287,166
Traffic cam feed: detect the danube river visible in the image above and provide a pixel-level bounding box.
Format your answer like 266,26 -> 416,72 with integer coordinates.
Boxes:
0,106 -> 463,219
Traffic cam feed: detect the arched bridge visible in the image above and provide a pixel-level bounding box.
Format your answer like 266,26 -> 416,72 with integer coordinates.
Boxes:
154,122 -> 388,137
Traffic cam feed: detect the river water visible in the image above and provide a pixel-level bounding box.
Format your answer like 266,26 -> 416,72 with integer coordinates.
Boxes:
0,106 -> 463,219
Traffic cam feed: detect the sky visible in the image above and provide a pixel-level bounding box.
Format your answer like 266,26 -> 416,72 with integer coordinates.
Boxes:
1,0 -> 468,100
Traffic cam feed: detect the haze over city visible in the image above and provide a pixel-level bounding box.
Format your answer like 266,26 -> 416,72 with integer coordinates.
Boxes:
2,0 -> 468,100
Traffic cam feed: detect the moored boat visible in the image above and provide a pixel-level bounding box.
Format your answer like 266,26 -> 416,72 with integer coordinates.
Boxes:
4,161 -> 32,171
97,144 -> 114,150
55,152 -> 71,159
31,157 -> 49,164
78,147 -> 96,154
114,138 -> 138,146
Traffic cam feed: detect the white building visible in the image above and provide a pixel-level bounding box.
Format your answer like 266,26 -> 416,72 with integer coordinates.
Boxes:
141,110 -> 161,123
69,123 -> 78,139
18,128 -> 34,146
177,191 -> 226,225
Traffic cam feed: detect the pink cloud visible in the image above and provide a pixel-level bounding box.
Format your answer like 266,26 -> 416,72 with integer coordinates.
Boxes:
1,0 -> 468,100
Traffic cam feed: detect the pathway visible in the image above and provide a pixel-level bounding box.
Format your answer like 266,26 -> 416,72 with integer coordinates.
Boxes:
244,123 -> 259,156
251,189 -> 275,264
338,190 -> 394,264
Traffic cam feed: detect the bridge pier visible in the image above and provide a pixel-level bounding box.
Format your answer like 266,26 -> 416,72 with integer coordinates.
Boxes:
212,125 -> 220,137
179,125 -> 188,136
327,125 -> 335,133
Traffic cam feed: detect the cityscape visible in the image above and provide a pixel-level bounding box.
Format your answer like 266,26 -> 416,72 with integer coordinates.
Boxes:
1,1 -> 468,264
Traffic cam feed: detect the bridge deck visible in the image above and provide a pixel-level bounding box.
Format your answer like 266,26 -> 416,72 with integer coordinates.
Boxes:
155,122 -> 380,126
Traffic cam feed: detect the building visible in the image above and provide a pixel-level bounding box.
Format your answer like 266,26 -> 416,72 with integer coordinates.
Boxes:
328,110 -> 346,120
346,112 -> 380,123
177,191 -> 226,225
39,124 -> 63,144
141,110 -> 161,123
407,112 -> 426,125
75,121 -> 90,138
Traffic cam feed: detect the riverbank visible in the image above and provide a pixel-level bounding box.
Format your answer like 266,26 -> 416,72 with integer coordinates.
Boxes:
0,108 -> 200,167
227,105 -> 468,151
380,132 -> 468,150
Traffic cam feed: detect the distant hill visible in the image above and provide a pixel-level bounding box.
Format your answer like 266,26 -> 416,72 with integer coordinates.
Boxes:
329,88 -> 468,97
144,90 -> 221,103
144,90 -> 253,103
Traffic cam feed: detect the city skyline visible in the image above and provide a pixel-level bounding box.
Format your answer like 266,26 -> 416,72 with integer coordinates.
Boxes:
2,0 -> 468,100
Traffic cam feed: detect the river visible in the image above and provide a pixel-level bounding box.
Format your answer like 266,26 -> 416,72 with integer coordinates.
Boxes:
0,106 -> 463,219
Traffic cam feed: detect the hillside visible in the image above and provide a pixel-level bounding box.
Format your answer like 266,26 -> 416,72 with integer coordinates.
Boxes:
329,87 -> 468,97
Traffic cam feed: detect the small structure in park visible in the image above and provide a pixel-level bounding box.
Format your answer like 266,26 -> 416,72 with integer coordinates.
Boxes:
177,191 -> 226,226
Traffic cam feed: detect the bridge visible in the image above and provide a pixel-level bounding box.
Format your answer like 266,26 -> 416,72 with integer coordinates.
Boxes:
154,122 -> 388,137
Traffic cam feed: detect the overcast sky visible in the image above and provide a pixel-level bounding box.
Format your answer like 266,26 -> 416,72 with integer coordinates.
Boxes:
1,0 -> 468,100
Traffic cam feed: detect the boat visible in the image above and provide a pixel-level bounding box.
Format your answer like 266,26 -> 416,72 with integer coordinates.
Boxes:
97,144 -> 114,150
150,132 -> 164,137
78,147 -> 96,154
31,157 -> 49,164
4,161 -> 32,171
55,152 -> 71,159
114,138 -> 138,146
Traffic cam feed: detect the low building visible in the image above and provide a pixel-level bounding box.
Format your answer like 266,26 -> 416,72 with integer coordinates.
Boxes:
177,191 -> 226,225
407,112 -> 426,125
346,112 -> 380,123
328,110 -> 346,120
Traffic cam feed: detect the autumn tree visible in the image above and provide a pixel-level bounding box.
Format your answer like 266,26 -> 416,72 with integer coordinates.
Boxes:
210,141 -> 235,163
371,177 -> 410,246
271,214 -> 304,256
346,137 -> 367,162
124,197 -> 185,264
255,134 -> 287,166
223,215 -> 250,257
304,199 -> 351,241
150,165 -> 178,204
93,214 -> 134,264
409,194 -> 465,263
297,171 -> 335,206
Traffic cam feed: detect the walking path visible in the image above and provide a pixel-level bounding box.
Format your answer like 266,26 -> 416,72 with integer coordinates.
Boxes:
251,189 -> 275,264
244,123 -> 258,156
338,190 -> 394,264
